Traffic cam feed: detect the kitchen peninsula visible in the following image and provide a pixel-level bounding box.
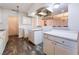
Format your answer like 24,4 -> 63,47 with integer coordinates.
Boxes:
43,29 -> 79,55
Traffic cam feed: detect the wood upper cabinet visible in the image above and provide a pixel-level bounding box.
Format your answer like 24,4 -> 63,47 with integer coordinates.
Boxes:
53,12 -> 68,27
40,12 -> 68,27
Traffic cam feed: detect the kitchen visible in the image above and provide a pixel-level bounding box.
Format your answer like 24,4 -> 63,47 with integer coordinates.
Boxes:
0,3 -> 79,55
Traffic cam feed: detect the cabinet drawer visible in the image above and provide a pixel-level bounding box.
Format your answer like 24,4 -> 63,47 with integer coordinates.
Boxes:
55,42 -> 77,55
48,35 -> 77,48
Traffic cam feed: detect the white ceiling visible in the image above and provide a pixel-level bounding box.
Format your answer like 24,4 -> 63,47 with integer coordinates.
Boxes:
0,3 -> 68,15
0,3 -> 47,13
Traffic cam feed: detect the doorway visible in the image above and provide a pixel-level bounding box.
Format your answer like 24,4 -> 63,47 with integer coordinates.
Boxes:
8,16 -> 19,36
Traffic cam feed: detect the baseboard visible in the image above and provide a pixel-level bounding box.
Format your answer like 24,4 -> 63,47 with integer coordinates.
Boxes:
9,35 -> 18,37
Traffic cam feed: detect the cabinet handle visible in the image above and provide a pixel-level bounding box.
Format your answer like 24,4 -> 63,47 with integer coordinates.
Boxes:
55,43 -> 56,45
62,41 -> 64,43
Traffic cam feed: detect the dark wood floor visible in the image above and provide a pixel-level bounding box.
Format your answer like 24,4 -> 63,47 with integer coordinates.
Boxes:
3,36 -> 44,55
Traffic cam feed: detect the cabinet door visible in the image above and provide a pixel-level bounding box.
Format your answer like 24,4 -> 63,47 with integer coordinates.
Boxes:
55,43 -> 70,55
0,38 -> 4,54
28,31 -> 34,43
43,38 -> 55,55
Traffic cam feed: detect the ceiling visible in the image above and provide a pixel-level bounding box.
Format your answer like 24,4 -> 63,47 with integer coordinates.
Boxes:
0,3 -> 33,13
0,3 -> 47,13
53,3 -> 68,15
36,3 -> 68,16
0,3 -> 68,16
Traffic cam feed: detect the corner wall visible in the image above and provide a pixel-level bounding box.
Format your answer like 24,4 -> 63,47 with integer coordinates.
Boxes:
68,3 -> 79,31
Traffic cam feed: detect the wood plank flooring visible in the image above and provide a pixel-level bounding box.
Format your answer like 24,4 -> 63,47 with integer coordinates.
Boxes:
3,36 -> 44,55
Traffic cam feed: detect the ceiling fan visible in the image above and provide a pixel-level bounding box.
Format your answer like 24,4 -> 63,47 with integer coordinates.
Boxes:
11,6 -> 19,13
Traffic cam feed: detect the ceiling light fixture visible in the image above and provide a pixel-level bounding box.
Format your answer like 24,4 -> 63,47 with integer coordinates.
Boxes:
38,8 -> 47,16
47,7 -> 54,12
38,12 -> 47,16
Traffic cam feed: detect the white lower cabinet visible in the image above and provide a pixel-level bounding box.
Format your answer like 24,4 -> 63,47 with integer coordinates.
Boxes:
19,28 -> 24,38
0,31 -> 8,55
43,38 -> 54,55
28,30 -> 34,43
43,34 -> 77,55
0,39 -> 4,54
28,30 -> 43,45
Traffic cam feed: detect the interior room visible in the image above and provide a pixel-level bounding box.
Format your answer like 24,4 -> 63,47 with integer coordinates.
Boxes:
0,3 -> 79,55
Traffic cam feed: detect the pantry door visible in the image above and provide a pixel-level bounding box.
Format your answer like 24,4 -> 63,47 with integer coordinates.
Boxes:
8,16 -> 19,36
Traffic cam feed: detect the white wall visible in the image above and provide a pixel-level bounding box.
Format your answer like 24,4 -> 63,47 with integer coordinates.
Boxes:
68,3 -> 79,31
19,15 -> 32,38
0,7 -> 27,35
19,16 -> 32,29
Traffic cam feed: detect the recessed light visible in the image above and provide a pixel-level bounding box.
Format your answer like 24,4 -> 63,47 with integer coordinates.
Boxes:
46,3 -> 60,12
54,4 -> 60,8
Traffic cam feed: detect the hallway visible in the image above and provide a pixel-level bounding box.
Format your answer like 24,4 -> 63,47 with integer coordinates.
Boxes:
3,36 -> 43,55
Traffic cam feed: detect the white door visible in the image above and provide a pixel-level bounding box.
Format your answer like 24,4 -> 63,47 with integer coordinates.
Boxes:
43,38 -> 55,55
8,16 -> 18,36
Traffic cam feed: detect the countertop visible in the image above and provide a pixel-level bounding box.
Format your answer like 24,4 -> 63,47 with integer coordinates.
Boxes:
28,28 -> 42,31
44,29 -> 78,41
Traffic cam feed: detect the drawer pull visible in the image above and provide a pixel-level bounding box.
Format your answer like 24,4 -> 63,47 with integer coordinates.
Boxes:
55,43 -> 56,45
62,41 -> 64,43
